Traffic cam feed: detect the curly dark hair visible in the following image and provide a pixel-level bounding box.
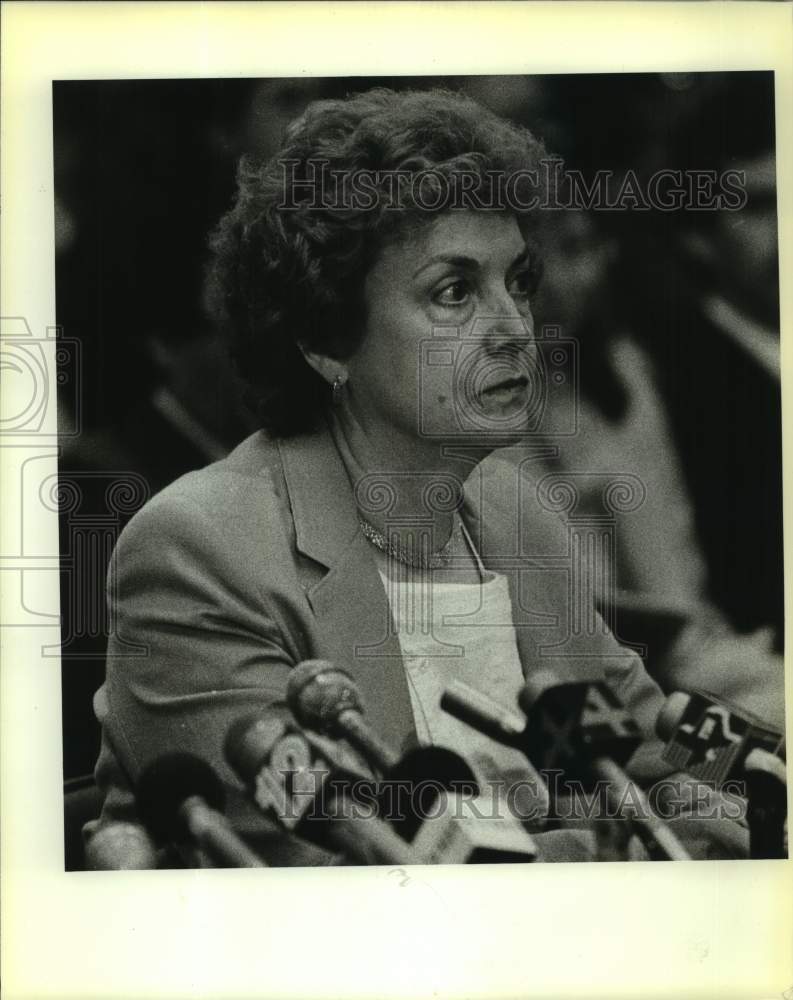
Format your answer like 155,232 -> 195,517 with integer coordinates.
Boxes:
206,87 -> 549,437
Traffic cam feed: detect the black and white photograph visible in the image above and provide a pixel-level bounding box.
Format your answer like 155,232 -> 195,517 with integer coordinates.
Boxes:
2,4 -> 791,999
54,71 -> 785,870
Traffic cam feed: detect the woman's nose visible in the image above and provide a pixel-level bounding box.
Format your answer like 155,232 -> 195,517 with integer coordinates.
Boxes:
474,294 -> 534,341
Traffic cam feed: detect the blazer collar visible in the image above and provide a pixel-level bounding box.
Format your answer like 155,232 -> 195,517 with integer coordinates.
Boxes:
276,419 -> 418,755
277,418 -> 360,570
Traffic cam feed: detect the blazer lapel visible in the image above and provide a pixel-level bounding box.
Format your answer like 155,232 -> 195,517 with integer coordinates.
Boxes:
277,422 -> 417,756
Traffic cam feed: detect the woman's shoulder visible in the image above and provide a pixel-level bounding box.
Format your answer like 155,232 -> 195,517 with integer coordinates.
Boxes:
465,447 -> 571,561
117,430 -> 293,554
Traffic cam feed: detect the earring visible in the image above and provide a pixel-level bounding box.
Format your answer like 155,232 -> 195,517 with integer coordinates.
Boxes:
332,373 -> 347,405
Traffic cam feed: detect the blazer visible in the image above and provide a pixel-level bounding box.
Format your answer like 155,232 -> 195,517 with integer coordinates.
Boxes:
90,419 -> 672,862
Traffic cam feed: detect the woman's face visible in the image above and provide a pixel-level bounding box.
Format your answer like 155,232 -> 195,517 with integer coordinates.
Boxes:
344,211 -> 541,454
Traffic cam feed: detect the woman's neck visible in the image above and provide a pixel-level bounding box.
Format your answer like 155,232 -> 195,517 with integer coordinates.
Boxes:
330,405 -> 483,550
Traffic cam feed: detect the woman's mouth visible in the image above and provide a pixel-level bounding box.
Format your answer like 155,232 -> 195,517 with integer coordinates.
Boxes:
478,375 -> 529,402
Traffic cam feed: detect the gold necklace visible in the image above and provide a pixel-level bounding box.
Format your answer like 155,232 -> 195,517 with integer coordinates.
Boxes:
357,516 -> 457,570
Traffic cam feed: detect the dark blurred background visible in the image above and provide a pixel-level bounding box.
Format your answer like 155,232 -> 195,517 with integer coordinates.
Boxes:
54,72 -> 783,780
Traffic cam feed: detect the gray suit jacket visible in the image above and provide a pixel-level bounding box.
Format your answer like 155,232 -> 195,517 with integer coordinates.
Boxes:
90,420 -> 670,862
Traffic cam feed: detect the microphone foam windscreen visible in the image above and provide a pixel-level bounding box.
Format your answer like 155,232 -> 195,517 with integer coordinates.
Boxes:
137,752 -> 226,842
224,707 -> 293,782
286,660 -> 361,728
85,822 -> 158,871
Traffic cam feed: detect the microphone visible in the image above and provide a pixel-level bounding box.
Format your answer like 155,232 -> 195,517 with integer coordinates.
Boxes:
84,822 -> 158,870
225,709 -> 422,866
226,703 -> 375,789
656,689 -> 785,783
519,673 -> 692,861
744,749 -> 787,859
441,673 -> 641,775
442,675 -> 691,861
657,690 -> 786,858
380,746 -> 539,864
286,660 -> 400,774
516,670 -> 643,778
136,753 -> 267,868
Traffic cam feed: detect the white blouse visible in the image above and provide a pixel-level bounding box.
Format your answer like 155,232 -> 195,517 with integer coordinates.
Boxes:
373,519 -> 544,794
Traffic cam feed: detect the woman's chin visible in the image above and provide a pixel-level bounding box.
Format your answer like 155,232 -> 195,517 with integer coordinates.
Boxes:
432,425 -> 532,453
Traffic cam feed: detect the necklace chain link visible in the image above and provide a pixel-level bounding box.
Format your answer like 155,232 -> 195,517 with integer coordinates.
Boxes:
357,516 -> 455,570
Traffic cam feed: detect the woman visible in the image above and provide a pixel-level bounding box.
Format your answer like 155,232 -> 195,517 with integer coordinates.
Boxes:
87,88 -> 731,865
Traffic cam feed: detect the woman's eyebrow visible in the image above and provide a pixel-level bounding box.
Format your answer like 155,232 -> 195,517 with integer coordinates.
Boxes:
412,247 -> 531,280
411,254 -> 479,279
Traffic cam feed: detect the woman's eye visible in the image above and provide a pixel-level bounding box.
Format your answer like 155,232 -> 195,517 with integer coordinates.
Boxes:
433,280 -> 470,306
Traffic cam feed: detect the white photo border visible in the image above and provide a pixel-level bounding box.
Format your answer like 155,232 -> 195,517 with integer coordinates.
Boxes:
2,3 -> 792,998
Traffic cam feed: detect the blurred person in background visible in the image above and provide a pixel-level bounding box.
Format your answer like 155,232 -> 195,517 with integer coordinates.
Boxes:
617,73 -> 783,728
519,72 -> 783,729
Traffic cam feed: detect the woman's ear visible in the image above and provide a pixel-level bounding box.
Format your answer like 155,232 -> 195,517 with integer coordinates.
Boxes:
298,344 -> 348,388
